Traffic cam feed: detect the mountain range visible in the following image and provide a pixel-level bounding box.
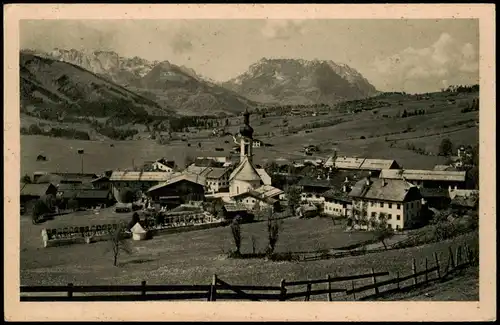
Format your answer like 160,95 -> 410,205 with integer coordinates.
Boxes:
20,48 -> 379,118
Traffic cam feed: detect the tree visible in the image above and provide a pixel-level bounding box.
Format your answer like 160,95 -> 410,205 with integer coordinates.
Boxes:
31,199 -> 48,224
128,212 -> 141,230
230,216 -> 242,256
439,138 -> 454,157
106,223 -> 132,267
402,110 -> 408,118
266,213 -> 283,256
285,185 -> 302,216
350,200 -> 368,228
373,213 -> 394,250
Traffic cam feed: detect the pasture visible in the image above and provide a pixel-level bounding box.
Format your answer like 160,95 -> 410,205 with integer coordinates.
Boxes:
21,212 -> 478,299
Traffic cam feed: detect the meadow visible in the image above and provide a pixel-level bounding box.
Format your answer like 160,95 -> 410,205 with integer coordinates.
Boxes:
20,211 -> 478,301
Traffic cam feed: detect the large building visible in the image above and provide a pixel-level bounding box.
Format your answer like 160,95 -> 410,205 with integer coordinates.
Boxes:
348,177 -> 423,230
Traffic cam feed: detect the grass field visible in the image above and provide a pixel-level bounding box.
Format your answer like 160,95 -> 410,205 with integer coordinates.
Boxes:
21,211 -> 479,301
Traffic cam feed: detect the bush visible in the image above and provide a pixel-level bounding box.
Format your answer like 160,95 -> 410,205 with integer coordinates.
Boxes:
230,216 -> 242,256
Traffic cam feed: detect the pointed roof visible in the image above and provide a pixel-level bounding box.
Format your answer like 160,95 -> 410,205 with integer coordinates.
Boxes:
130,222 -> 146,234
229,157 -> 262,182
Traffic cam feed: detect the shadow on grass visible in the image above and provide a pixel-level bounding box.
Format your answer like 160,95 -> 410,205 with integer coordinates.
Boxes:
121,258 -> 157,266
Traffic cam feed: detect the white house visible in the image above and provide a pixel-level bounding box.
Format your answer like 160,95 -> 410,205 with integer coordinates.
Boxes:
322,188 -> 352,218
185,164 -> 232,193
348,177 -> 422,230
151,159 -> 176,173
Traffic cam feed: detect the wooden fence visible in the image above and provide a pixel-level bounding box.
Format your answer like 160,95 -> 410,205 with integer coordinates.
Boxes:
21,243 -> 478,302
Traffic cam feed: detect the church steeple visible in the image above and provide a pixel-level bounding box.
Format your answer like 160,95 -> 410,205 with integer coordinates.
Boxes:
239,108 -> 254,163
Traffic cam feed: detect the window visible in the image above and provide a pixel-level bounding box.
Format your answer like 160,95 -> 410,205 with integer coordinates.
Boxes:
388,203 -> 392,209
388,214 -> 392,219
371,202 -> 375,207
396,225 -> 400,230
380,202 -> 384,208
397,204 -> 401,210
371,212 -> 376,217
396,215 -> 401,220
388,224 -> 392,229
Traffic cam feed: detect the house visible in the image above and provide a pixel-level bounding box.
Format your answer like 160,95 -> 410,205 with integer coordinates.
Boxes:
252,139 -> 264,148
322,188 -> 352,218
59,188 -> 115,209
109,171 -> 175,192
184,164 -> 232,193
297,177 -> 337,204
53,172 -> 99,184
255,168 -> 272,186
379,169 -> 467,189
222,203 -> 253,222
195,156 -> 233,167
90,175 -> 112,190
449,189 -> 479,211
151,158 -> 176,173
146,173 -> 206,208
231,190 -> 280,212
419,188 -> 451,210
359,159 -> 400,176
348,177 -> 423,230
20,183 -> 58,208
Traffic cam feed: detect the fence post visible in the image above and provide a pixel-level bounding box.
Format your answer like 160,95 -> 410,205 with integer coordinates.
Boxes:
371,268 -> 379,296
141,280 -> 146,296
412,258 -> 418,286
424,258 -> 429,283
434,252 -> 441,279
67,283 -> 74,298
305,283 -> 312,301
279,279 -> 287,301
351,280 -> 356,301
456,245 -> 462,266
208,274 -> 217,301
327,275 -> 332,301
448,246 -> 455,269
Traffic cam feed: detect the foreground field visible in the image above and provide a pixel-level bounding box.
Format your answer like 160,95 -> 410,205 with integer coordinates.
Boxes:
21,213 -> 479,301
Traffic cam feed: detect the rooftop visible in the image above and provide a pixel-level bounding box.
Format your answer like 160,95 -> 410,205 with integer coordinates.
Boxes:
379,169 -> 466,182
109,171 -> 174,182
229,157 -> 262,182
20,183 -> 56,197
349,178 -> 421,202
147,173 -> 206,192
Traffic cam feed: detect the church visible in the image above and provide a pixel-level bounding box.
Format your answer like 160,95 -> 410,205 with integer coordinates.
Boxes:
227,109 -> 284,209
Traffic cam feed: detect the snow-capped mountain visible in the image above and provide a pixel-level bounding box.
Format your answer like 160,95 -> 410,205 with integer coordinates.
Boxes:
222,58 -> 379,105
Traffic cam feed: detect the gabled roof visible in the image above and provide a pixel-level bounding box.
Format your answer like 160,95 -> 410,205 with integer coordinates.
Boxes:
322,189 -> 352,203
256,169 -> 272,185
252,185 -> 284,199
332,157 -> 366,169
349,178 -> 420,202
110,171 -> 172,182
229,157 -> 262,182
360,159 -> 399,171
147,173 -> 206,192
155,158 -> 176,169
185,165 -> 230,180
90,175 -> 110,183
231,190 -> 278,205
379,169 -> 466,182
20,183 -> 56,197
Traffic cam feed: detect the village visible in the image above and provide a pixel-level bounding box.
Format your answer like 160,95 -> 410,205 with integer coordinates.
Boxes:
20,108 -> 479,252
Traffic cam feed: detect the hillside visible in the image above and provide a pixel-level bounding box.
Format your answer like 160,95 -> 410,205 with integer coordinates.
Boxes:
20,52 -> 175,122
222,58 -> 379,105
22,48 -> 256,116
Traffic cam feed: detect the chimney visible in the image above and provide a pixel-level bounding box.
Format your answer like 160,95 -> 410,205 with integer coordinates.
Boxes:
365,176 -> 371,186
342,184 -> 348,193
317,174 -> 321,180
382,179 -> 387,186
344,176 -> 349,182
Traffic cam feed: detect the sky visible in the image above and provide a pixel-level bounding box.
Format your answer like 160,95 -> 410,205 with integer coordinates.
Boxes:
20,19 -> 479,93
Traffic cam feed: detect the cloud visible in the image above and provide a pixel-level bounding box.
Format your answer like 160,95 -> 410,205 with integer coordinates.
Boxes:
261,20 -> 307,40
372,33 -> 479,92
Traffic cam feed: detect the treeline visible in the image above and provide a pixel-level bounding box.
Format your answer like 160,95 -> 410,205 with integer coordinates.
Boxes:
94,126 -> 138,140
21,124 -> 91,140
287,118 -> 343,134
443,84 -> 479,93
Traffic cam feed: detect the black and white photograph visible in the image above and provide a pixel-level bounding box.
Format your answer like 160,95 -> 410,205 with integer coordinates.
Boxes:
4,4 -> 496,322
